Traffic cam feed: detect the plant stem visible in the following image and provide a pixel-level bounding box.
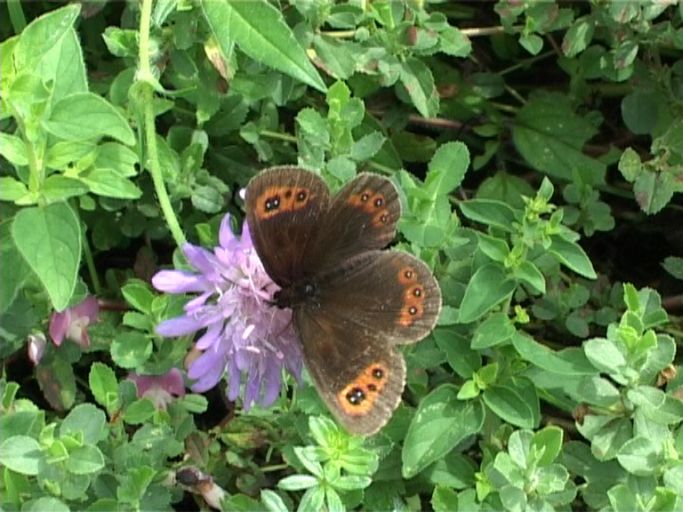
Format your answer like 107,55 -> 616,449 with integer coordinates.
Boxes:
138,0 -> 186,247
7,0 -> 26,33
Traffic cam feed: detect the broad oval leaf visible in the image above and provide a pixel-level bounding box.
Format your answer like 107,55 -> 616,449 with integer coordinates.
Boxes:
0,435 -> 43,475
458,263 -> 516,323
402,384 -> 484,478
11,202 -> 81,311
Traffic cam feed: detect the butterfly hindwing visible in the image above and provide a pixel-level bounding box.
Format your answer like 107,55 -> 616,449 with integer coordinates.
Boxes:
245,167 -> 330,286
315,250 -> 442,345
295,308 -> 405,436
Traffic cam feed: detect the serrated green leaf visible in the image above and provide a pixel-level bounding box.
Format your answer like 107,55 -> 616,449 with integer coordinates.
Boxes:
44,92 -> 135,145
11,202 -> 81,311
201,0 -> 326,92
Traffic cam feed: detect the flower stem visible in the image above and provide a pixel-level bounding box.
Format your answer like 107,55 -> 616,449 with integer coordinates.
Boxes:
137,0 -> 186,247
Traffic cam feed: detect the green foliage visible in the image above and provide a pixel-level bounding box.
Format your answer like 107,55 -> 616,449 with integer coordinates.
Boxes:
1,0 -> 682,510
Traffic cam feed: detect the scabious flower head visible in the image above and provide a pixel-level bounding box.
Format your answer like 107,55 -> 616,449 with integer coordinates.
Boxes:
129,368 -> 186,409
152,215 -> 302,410
49,296 -> 100,348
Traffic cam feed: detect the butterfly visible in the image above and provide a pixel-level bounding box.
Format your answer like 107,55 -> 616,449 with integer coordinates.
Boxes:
245,166 -> 441,435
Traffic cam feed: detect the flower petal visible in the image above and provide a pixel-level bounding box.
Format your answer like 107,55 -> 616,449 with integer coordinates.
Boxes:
152,270 -> 206,293
49,310 -> 70,346
156,316 -> 204,337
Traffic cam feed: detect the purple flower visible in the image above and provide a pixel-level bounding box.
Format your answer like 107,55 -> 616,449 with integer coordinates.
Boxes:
49,296 -> 100,348
129,368 -> 186,409
152,215 -> 302,410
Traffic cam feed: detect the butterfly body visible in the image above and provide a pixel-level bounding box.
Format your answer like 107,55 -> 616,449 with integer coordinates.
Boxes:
246,167 -> 441,435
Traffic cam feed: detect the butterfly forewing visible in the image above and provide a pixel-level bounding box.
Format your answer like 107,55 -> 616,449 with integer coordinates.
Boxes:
295,308 -> 406,436
315,250 -> 442,345
310,173 -> 401,272
245,167 -> 330,286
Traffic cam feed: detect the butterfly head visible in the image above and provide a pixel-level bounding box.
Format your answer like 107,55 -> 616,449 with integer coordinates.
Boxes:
272,280 -> 318,309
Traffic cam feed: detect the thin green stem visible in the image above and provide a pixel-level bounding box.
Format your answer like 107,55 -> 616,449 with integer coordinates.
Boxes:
138,0 -> 186,247
260,129 -> 297,143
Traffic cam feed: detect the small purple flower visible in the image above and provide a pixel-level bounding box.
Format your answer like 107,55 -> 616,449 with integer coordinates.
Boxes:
129,368 -> 186,409
152,215 -> 302,410
49,296 -> 100,348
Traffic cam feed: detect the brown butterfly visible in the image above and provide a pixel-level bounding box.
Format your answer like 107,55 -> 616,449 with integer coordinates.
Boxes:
245,167 -> 441,435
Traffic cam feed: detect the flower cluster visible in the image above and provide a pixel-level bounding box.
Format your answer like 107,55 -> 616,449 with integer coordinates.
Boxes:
152,215 -> 302,409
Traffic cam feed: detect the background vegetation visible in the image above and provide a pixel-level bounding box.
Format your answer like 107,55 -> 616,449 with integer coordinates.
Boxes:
1,0 -> 682,510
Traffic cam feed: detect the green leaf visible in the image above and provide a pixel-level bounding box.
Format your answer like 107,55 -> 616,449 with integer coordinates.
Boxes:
111,331 -> 152,369
44,92 -> 135,145
459,199 -> 517,231
350,131 -> 385,161
278,474 -> 319,491
514,260 -> 546,294
25,498 -> 69,512
313,35 -> 357,80
584,337 -> 627,375
621,91 -> 659,136
13,4 -> 81,71
532,426 -> 564,466
88,362 -> 120,412
402,384 -> 484,478
60,404 -> 107,445
483,378 -> 539,429
0,436 -> 43,475
45,141 -> 96,170
11,202 -> 81,311
471,313 -> 515,349
432,486 -> 459,512
0,223 -> 32,313
512,94 -> 606,181
121,280 -> 154,314
37,28 -> 88,106
94,142 -> 139,177
0,132 -> 28,166
200,0 -> 326,92
618,147 -> 642,182
41,176 -> 89,203
122,399 -> 156,425
616,437 -> 661,476
261,489 -> 288,512
66,445 -> 105,475
512,332 -> 596,375
549,236 -> 597,279
80,168 -> 142,199
426,141 -> 470,195
399,58 -> 439,118
562,16 -> 594,57
0,177 -> 29,202
458,263 -> 516,323
439,27 -> 471,57
633,170 -> 674,215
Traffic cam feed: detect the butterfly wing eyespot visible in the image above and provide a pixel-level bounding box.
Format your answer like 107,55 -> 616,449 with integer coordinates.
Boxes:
337,362 -> 391,416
